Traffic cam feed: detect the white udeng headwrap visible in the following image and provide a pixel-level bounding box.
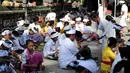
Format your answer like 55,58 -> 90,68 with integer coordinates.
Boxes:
76,17 -> 81,21
1,30 -> 11,36
83,19 -> 89,23
64,25 -> 71,31
78,59 -> 99,73
56,22 -> 64,30
66,29 -> 76,34
46,12 -> 56,21
28,26 -> 38,34
17,20 -> 25,26
51,32 -> 60,38
69,21 -> 75,24
15,26 -> 24,31
119,1 -> 125,3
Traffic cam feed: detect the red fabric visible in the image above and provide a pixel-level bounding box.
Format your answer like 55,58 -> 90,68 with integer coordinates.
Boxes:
101,60 -> 112,67
106,10 -> 112,14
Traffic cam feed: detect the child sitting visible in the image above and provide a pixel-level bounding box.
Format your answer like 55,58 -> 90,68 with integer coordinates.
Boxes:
21,40 -> 44,73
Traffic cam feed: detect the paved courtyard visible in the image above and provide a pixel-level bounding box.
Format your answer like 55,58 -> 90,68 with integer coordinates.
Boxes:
43,41 -> 101,73
42,18 -> 130,73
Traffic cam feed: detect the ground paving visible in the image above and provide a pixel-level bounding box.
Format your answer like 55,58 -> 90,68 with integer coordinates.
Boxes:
43,17 -> 130,73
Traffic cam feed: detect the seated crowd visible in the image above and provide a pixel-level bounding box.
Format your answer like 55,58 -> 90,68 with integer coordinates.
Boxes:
0,11 -> 130,73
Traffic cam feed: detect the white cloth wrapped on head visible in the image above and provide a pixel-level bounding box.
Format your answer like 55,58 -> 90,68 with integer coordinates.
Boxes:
60,18 -> 69,22
64,25 -> 71,31
56,22 -> 64,30
15,26 -> 24,31
119,0 -> 125,4
76,17 -> 81,22
1,30 -> 11,36
17,20 -> 25,26
28,26 -> 38,34
83,19 -> 89,23
69,21 -> 75,25
46,12 -> 56,21
60,13 -> 71,22
66,29 -> 76,34
51,32 -> 60,38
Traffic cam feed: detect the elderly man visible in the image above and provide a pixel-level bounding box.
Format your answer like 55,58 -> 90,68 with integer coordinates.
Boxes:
43,32 -> 60,60
59,29 -> 79,69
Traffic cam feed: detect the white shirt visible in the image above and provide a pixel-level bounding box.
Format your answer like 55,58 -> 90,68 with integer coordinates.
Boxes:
20,30 -> 29,46
96,19 -> 114,51
83,26 -> 94,34
121,4 -> 128,18
0,50 -> 9,56
43,39 -> 59,57
110,53 -> 122,73
12,35 -> 24,50
45,26 -> 55,42
97,19 -> 109,37
59,38 -> 79,68
97,19 -> 116,38
107,22 -> 116,38
21,49 -> 29,65
120,4 -> 128,27
21,29 -> 43,45
75,22 -> 84,32
56,22 -> 64,30
58,33 -> 66,45
78,59 -> 98,73
29,22 -> 42,32
1,38 -> 14,51
0,64 -> 8,72
82,26 -> 95,39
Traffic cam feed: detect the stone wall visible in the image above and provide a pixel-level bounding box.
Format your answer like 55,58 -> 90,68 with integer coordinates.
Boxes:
0,7 -> 51,32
